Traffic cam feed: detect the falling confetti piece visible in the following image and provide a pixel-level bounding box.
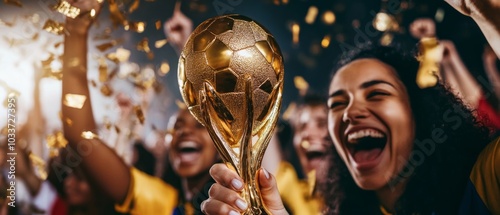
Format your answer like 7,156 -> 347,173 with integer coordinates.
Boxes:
134,105 -> 145,124
129,0 -> 140,13
159,61 -> 170,76
294,76 -> 309,92
292,23 -> 300,45
114,125 -> 121,133
54,0 -> 81,19
380,33 -> 394,46
137,38 -> 154,59
81,131 -> 99,140
175,100 -> 187,109
49,149 -> 59,158
65,118 -> 73,126
105,47 -> 131,63
155,20 -> 162,30
46,131 -> 68,148
29,153 -> 47,180
63,94 -> 87,109
373,12 -> 398,32
43,20 -> 65,35
124,21 -> 145,33
282,102 -> 296,121
416,37 -> 442,89
435,8 -> 445,23
321,35 -> 331,48
322,11 -> 336,25
90,9 -> 96,18
98,59 -> 108,82
109,0 -> 127,27
305,6 -> 318,24
96,40 -> 120,52
91,80 -> 97,87
155,39 -> 168,48
100,84 -> 113,96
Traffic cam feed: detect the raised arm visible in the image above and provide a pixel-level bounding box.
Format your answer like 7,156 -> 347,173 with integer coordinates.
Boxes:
483,45 -> 500,105
445,0 -> 500,58
61,0 -> 130,203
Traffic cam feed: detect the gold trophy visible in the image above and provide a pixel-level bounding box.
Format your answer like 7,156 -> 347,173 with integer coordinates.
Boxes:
178,14 -> 284,214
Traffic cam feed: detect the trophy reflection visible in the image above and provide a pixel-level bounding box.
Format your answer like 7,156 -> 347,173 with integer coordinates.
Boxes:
178,14 -> 284,214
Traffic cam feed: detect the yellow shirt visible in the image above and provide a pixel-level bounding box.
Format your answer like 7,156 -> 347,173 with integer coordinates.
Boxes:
115,168 -> 179,215
275,162 -> 322,215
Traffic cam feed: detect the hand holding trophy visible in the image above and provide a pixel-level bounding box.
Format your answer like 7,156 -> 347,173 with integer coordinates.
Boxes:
178,15 -> 284,214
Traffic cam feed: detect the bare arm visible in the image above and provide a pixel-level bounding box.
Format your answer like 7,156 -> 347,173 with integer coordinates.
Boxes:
441,40 -> 482,108
61,0 -> 130,203
445,0 -> 500,58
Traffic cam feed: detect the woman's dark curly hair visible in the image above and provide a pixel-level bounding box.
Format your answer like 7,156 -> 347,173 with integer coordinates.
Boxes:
320,44 -> 492,215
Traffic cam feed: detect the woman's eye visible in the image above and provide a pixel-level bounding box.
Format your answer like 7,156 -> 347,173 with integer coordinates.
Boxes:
329,101 -> 346,109
367,91 -> 389,99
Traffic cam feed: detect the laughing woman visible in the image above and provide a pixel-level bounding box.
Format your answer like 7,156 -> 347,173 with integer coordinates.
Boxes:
201,44 -> 499,215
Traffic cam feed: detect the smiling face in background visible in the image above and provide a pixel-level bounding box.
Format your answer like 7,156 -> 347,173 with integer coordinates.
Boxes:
293,104 -> 331,175
168,109 -> 218,179
327,58 -> 415,190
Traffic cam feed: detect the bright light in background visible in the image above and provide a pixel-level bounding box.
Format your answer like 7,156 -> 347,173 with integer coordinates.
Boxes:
322,11 -> 336,25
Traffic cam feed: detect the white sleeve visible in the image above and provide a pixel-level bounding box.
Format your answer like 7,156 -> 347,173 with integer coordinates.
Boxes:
32,181 -> 58,214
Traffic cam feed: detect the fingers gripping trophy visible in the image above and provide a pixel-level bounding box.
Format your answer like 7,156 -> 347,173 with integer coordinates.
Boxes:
178,14 -> 284,215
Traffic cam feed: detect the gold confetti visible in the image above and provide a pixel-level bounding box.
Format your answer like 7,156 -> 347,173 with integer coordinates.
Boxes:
373,12 -> 398,32
109,0 -> 127,27
137,38 -> 154,59
282,102 -> 296,121
29,153 -> 47,180
155,39 -> 168,48
129,0 -> 140,13
54,0 -> 81,19
65,118 -> 73,126
63,94 -> 87,109
292,23 -> 300,45
416,37 -> 442,89
106,47 -> 131,63
159,61 -> 170,76
43,20 -> 65,35
100,84 -> 113,96
98,59 -> 108,82
176,100 -> 187,109
322,11 -> 336,25
91,80 -> 97,87
305,6 -> 318,24
54,41 -> 63,48
41,55 -> 63,79
49,149 -> 59,158
28,13 -> 40,23
321,35 -> 331,48
435,8 -> 445,23
81,131 -> 99,140
0,19 -> 14,27
155,20 -> 162,30
90,9 -> 96,18
380,33 -> 394,46
3,0 -> 22,7
134,105 -> 145,124
294,76 -> 309,92
114,125 -> 121,133
46,131 -> 68,148
124,21 -> 145,33
96,40 -> 120,52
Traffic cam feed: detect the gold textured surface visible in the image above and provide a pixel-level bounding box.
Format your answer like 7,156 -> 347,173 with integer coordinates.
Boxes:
179,14 -> 284,215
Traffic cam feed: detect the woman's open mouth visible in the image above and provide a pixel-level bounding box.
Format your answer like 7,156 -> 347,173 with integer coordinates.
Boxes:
176,141 -> 202,163
346,128 -> 387,171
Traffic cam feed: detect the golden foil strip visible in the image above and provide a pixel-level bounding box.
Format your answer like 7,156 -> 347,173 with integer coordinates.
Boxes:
43,19 -> 65,35
124,21 -> 145,33
29,153 -> 47,180
46,131 -> 68,148
54,0 -> 81,19
81,131 -> 99,140
282,102 -> 296,121
416,37 -> 442,89
155,20 -> 162,30
3,0 -> 22,7
129,0 -> 140,13
100,84 -> 113,96
109,0 -> 127,27
98,59 -> 108,82
105,47 -> 131,63
65,118 -> 73,126
134,105 -> 145,124
96,40 -> 120,52
63,94 -> 87,109
155,39 -> 168,48
137,38 -> 154,59
294,76 -> 309,93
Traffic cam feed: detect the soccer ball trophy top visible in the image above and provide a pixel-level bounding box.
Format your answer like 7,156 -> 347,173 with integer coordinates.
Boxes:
178,14 -> 284,215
